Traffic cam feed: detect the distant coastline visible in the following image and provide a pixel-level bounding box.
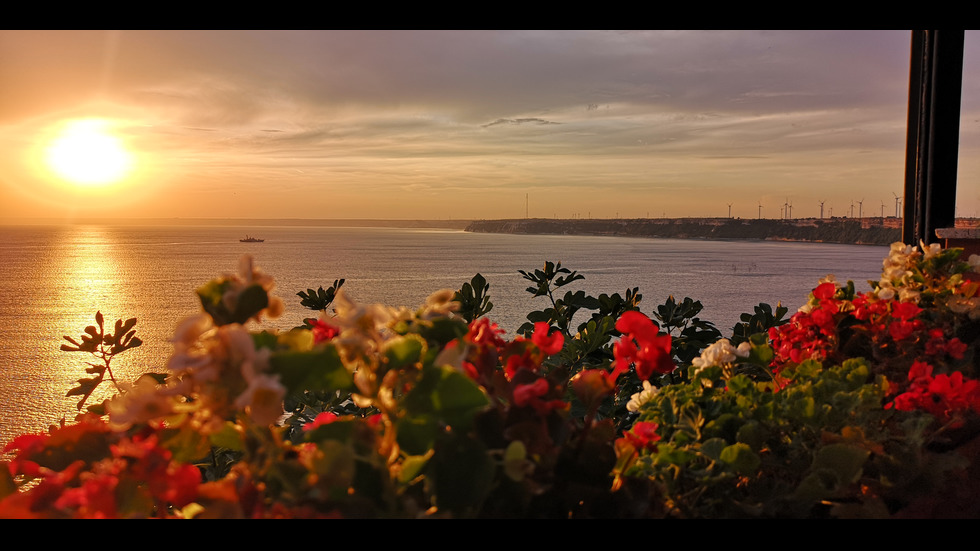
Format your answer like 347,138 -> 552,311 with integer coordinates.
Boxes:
464,217 -> 920,246
7,216 -> 980,247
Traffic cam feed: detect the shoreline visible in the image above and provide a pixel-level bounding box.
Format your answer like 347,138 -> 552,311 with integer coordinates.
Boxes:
463,217 -> 909,246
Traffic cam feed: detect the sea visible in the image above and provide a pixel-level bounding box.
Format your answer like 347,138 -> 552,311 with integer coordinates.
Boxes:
0,223 -> 890,447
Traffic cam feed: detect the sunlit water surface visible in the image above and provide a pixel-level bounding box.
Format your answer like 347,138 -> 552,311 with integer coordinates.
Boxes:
0,224 -> 888,447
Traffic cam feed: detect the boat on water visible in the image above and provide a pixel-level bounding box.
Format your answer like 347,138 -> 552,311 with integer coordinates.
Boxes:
240,236 -> 265,243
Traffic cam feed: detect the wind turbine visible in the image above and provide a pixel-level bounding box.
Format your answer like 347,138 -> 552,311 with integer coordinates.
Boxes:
728,202 -> 733,218
893,192 -> 903,218
818,200 -> 826,219
858,198 -> 865,219
758,202 -> 763,219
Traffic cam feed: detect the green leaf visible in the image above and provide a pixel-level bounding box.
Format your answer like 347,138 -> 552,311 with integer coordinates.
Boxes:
403,365 -> 489,431
161,426 -> 213,464
269,345 -> 353,395
719,443 -> 761,474
209,422 -> 246,452
503,440 -> 528,482
234,284 -> 270,322
811,443 -> 869,487
428,433 -> 495,518
430,367 -> 490,430
453,273 -> 494,322
383,335 -> 426,371
398,454 -> 431,484
396,415 -> 441,456
66,375 -> 103,411
700,437 -> 728,461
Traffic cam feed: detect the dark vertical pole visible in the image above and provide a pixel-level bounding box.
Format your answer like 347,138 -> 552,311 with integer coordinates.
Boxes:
903,30 -> 965,245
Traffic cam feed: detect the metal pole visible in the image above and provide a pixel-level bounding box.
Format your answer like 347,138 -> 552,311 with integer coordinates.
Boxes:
903,30 -> 964,245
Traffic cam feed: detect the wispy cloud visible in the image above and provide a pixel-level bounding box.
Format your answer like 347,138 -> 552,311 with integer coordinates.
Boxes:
0,30 -> 977,221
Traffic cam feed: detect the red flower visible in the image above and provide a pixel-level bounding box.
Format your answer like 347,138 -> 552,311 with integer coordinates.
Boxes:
308,318 -> 340,344
304,411 -> 339,431
769,309 -> 838,371
813,282 -> 837,300
466,318 -> 507,348
570,368 -> 619,410
618,421 -> 661,451
891,301 -> 923,321
504,349 -> 536,380
531,322 -> 564,356
924,329 -> 968,360
513,378 -> 567,416
890,360 -> 980,425
888,319 -> 921,341
513,378 -> 549,407
613,311 -> 674,380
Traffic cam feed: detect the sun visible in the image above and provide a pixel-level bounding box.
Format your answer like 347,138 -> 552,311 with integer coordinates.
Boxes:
44,118 -> 134,186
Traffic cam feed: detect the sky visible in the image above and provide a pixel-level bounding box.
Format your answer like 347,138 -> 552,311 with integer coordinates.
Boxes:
2,29 -> 980,223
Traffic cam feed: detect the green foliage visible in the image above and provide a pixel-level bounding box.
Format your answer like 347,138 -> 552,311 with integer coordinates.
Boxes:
652,296 -> 724,366
197,280 -> 268,326
10,245 -> 980,519
517,261 -> 589,338
730,302 -> 790,346
453,273 -> 493,323
297,279 -> 345,312
624,357 -> 966,518
60,311 -> 143,411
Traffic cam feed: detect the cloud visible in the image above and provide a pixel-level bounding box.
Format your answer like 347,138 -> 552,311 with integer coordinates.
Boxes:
483,118 -> 561,127
2,30 -> 979,221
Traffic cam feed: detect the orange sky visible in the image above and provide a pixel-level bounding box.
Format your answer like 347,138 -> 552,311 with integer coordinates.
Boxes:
2,30 -> 979,224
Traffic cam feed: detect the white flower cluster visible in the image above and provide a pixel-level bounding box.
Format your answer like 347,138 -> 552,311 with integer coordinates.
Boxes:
105,258 -> 464,433
627,380 -> 659,412
327,287 -> 460,409
876,241 -> 949,303
690,338 -> 751,378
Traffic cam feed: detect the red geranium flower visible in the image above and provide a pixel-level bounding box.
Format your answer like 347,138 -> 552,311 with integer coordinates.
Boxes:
613,311 -> 674,380
531,322 -> 564,356
304,411 -> 339,431
308,318 -> 340,344
619,421 -> 661,451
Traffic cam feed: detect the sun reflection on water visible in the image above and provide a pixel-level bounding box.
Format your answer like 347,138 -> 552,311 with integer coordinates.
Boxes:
1,226 -> 157,446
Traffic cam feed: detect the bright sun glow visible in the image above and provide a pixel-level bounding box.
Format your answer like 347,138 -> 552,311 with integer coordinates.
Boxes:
45,119 -> 133,186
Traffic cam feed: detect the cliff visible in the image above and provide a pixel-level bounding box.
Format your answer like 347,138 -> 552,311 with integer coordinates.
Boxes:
465,217 -> 903,246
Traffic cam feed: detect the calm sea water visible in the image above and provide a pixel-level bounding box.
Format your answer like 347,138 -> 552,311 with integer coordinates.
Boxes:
0,224 -> 889,446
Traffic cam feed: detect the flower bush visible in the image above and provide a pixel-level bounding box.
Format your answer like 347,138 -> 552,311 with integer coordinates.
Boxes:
3,242 -> 980,518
